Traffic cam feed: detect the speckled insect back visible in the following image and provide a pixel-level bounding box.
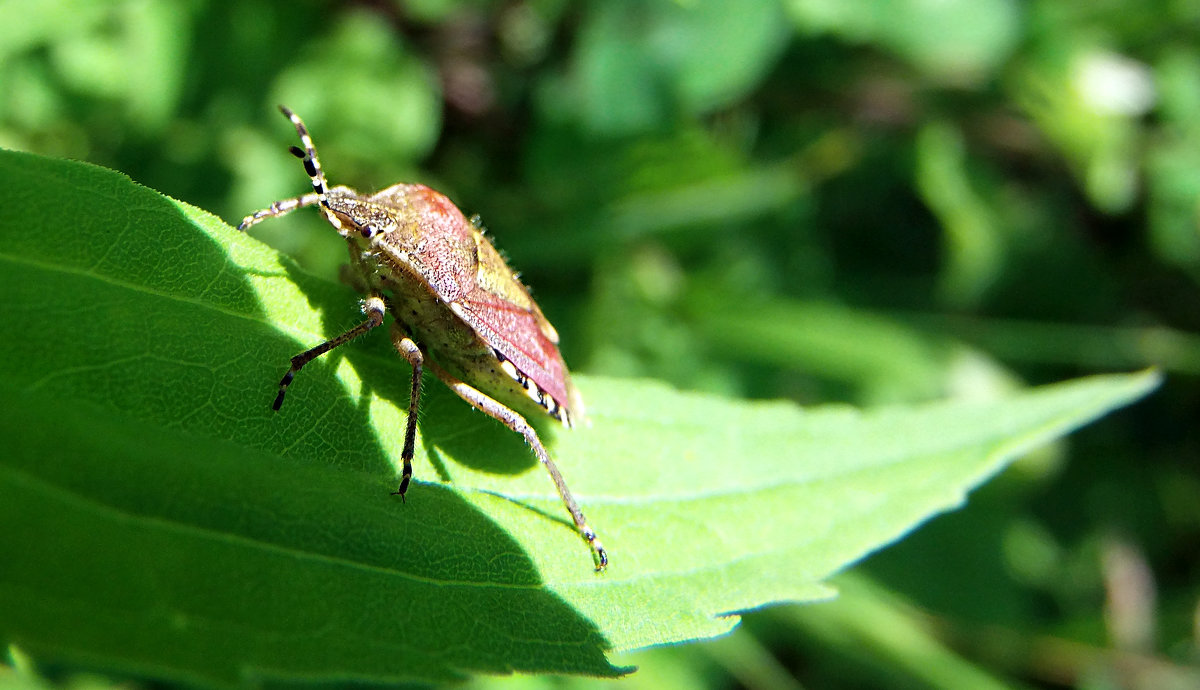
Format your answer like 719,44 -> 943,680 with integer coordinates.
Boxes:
239,106 -> 605,571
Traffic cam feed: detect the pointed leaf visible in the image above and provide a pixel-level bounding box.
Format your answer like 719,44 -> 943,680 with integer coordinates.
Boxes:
0,150 -> 1160,686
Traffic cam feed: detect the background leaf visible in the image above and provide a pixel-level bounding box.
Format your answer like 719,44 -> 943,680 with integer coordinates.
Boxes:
0,150 -> 1158,685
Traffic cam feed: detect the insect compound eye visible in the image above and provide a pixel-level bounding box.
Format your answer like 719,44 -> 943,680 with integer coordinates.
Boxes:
360,225 -> 376,238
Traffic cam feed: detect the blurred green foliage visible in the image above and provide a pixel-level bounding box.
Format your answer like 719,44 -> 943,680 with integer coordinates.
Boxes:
2,0 -> 1198,688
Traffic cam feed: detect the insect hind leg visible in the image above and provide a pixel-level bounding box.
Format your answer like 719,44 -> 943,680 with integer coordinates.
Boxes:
389,328 -> 424,502
425,359 -> 608,572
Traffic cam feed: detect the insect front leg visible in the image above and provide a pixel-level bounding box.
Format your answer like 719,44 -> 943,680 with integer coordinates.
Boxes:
389,328 -> 424,501
238,186 -> 356,230
272,296 -> 386,410
424,360 -> 608,572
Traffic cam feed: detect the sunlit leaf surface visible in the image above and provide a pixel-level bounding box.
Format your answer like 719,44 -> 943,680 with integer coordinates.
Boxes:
0,151 -> 1159,686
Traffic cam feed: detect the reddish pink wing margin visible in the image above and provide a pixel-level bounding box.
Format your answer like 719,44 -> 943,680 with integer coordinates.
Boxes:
458,292 -> 571,410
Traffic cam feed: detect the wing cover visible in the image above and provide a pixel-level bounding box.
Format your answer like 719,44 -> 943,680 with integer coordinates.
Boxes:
458,291 -> 571,411
377,184 -> 574,413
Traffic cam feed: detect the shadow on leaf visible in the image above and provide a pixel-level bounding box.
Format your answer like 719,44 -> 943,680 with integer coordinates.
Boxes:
0,149 -> 620,687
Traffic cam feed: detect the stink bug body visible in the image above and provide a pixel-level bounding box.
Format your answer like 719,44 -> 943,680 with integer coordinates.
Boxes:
239,106 -> 606,571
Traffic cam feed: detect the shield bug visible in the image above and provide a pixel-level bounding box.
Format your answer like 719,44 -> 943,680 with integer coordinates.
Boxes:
239,105 -> 606,571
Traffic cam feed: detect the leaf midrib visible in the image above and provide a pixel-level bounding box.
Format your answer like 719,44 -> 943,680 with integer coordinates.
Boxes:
0,242 -> 419,381
2,459 -> 552,592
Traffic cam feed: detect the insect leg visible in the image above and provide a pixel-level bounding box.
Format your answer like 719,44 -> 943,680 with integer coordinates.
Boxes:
425,360 -> 608,572
273,296 -> 386,411
238,186 -> 355,231
389,329 -> 424,501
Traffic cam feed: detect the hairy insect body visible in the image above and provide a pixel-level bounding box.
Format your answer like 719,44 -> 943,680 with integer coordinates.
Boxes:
240,107 -> 605,570
330,184 -> 581,427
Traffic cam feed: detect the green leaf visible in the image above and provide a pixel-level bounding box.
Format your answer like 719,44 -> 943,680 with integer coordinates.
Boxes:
0,149 -> 1160,686
787,0 -> 1020,82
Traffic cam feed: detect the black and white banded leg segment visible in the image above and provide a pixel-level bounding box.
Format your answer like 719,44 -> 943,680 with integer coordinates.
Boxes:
272,296 -> 387,411
415,354 -> 609,572
239,105 -> 356,233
